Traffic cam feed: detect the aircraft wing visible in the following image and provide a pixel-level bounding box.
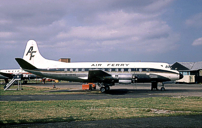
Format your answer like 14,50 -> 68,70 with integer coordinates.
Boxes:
0,74 -> 9,79
88,70 -> 113,82
0,72 -> 13,79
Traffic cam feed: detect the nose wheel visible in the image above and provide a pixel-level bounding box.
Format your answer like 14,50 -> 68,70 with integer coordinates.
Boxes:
160,83 -> 165,91
151,82 -> 166,91
161,87 -> 165,91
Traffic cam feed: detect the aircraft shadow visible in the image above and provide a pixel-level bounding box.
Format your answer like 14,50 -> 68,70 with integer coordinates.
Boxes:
49,88 -> 202,96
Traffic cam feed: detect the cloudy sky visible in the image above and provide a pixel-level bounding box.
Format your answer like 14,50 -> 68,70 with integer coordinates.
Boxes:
0,0 -> 202,69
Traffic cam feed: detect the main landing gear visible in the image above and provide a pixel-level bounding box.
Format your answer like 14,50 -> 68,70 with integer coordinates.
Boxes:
100,86 -> 110,93
98,83 -> 111,93
151,82 -> 165,91
100,86 -> 109,93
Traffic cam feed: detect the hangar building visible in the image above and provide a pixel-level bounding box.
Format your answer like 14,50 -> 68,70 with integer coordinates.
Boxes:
172,61 -> 202,83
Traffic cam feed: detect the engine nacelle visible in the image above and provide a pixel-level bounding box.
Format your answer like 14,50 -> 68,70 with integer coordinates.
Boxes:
119,79 -> 132,84
118,74 -> 132,79
118,74 -> 133,84
112,74 -> 136,84
23,74 -> 29,78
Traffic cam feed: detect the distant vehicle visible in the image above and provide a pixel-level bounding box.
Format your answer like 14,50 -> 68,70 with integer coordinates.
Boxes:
82,83 -> 96,90
175,75 -> 195,84
15,40 -> 183,93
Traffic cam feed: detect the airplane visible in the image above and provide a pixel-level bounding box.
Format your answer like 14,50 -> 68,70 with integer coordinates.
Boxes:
0,68 -> 39,84
15,40 -> 183,93
0,74 -> 8,83
0,74 -> 8,79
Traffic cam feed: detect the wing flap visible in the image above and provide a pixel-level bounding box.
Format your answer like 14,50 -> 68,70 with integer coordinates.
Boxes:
88,70 -> 112,82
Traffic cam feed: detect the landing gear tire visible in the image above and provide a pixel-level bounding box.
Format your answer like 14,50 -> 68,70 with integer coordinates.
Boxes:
89,84 -> 92,91
161,87 -> 165,91
105,86 -> 110,91
100,87 -> 106,93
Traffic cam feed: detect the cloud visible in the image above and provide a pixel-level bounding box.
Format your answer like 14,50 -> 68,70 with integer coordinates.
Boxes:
185,13 -> 202,28
0,32 -> 13,38
56,10 -> 179,54
0,0 -> 178,60
143,0 -> 173,12
192,37 -> 202,46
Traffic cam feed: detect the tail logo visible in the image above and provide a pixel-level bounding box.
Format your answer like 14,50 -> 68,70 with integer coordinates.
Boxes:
26,46 -> 36,60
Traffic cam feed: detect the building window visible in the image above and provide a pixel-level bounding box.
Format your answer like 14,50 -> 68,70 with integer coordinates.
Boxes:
199,70 -> 202,76
182,71 -> 190,75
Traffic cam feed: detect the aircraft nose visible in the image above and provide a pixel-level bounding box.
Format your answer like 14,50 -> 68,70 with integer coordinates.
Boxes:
179,73 -> 183,79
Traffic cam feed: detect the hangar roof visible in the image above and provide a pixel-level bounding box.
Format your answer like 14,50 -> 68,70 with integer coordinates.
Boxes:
172,61 -> 202,71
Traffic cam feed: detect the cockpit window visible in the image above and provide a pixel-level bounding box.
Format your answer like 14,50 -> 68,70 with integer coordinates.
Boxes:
165,65 -> 171,69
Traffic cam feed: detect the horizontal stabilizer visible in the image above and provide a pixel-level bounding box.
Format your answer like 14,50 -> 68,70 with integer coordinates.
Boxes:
15,58 -> 37,70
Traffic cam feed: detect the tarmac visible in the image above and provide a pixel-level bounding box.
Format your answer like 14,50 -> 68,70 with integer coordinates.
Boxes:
1,82 -> 202,127
1,83 -> 202,101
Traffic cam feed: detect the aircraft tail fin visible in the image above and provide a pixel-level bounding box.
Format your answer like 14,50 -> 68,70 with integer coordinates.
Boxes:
22,40 -> 46,67
21,40 -> 63,69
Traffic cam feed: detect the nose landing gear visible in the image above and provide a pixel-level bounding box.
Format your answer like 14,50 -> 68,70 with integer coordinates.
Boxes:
160,83 -> 165,91
151,82 -> 166,91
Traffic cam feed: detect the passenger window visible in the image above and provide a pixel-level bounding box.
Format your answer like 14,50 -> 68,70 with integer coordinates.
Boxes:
146,68 -> 150,72
139,68 -> 142,72
121,68 -> 124,72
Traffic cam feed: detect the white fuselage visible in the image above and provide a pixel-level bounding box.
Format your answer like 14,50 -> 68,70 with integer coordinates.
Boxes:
16,40 -> 182,86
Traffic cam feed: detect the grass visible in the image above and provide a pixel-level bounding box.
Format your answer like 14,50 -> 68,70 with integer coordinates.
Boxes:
1,83 -> 202,124
0,97 -> 202,124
